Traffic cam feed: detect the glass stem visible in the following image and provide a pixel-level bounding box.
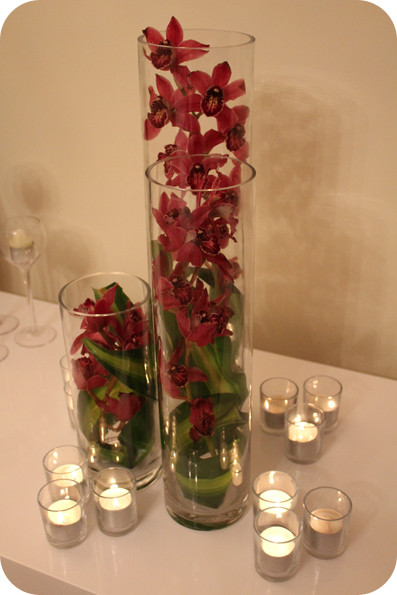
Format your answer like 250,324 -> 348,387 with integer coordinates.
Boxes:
22,267 -> 38,333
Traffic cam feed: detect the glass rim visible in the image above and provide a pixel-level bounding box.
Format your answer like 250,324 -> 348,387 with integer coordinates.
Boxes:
42,444 -> 86,472
252,471 -> 298,500
137,28 -> 255,50
145,153 -> 256,192
286,402 -> 325,424
303,375 -> 343,398
260,377 -> 299,398
37,479 -> 82,509
91,466 -> 135,497
254,507 -> 302,541
58,272 -> 150,317
303,486 -> 353,519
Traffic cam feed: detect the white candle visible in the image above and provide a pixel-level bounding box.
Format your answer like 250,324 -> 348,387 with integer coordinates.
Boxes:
259,489 -> 292,510
9,228 -> 33,249
260,526 -> 295,557
96,486 -> 135,534
99,487 -> 132,510
310,508 -> 343,534
289,421 -> 318,442
48,499 -> 81,525
52,463 -> 84,484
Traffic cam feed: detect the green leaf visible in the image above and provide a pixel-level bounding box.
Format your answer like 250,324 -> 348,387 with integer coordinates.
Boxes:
191,336 -> 248,405
175,453 -> 232,508
82,338 -> 156,399
77,390 -> 156,469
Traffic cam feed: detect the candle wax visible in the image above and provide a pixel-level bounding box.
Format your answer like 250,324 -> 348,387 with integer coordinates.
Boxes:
259,489 -> 292,510
310,508 -> 343,534
260,526 -> 295,557
52,463 -> 84,484
99,487 -> 132,511
48,499 -> 81,525
289,421 -> 318,442
9,228 -> 33,249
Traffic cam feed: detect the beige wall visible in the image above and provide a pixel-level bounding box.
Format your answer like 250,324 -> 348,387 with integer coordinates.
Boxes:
0,0 -> 396,378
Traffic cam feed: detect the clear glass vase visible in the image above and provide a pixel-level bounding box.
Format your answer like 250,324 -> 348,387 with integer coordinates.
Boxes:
145,154 -> 256,529
58,272 -> 161,489
137,21 -> 255,170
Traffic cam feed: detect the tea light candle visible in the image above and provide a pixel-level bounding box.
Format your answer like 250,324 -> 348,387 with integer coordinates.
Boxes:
259,489 -> 292,511
260,378 -> 299,434
254,507 -> 302,581
319,398 -> 339,429
263,398 -> 289,431
97,486 -> 135,535
303,487 -> 352,558
285,404 -> 325,464
52,464 -> 84,484
47,499 -> 83,543
9,228 -> 33,249
258,525 -> 296,574
9,228 -> 35,266
306,508 -> 344,557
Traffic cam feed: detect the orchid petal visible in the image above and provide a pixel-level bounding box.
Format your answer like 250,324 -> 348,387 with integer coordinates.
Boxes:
166,16 -> 183,46
223,79 -> 246,101
189,70 -> 212,95
212,61 -> 231,87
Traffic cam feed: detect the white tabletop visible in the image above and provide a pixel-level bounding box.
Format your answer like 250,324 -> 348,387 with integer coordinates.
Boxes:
0,291 -> 396,595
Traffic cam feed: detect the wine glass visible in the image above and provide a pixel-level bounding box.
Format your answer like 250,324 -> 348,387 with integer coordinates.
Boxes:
0,216 -> 56,347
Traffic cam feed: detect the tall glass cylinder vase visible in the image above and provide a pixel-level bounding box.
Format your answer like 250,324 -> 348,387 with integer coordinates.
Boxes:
145,154 -> 256,529
58,273 -> 161,489
137,20 -> 255,170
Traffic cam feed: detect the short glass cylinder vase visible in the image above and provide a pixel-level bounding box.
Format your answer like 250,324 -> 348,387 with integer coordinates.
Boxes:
58,272 -> 161,489
145,154 -> 256,529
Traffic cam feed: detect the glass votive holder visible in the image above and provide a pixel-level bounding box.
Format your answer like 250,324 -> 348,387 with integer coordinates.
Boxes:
59,354 -> 71,384
260,377 -> 299,434
303,375 -> 342,432
91,467 -> 137,536
254,507 -> 302,581
37,479 -> 88,548
284,404 -> 325,464
252,471 -> 299,515
43,445 -> 90,503
303,486 -> 352,558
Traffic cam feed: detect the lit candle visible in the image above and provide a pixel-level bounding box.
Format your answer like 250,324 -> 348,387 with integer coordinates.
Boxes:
261,526 -> 295,557
96,486 -> 136,535
52,463 -> 84,484
47,499 -> 84,543
289,421 -> 318,442
9,228 -> 33,249
306,508 -> 344,557
99,487 -> 132,511
257,525 -> 297,575
259,489 -> 292,511
9,228 -> 35,266
319,398 -> 339,430
48,499 -> 82,525
286,420 -> 321,463
262,397 -> 289,431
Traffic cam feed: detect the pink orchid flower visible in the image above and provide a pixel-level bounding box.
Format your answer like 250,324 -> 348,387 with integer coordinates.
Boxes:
189,397 -> 215,442
189,61 -> 246,122
144,74 -> 202,140
176,280 -> 233,347
143,16 -> 208,72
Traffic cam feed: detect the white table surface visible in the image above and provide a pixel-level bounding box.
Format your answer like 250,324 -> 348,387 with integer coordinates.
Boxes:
0,290 -> 396,595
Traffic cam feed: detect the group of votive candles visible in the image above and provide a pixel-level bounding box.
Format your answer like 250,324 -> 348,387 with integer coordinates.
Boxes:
260,374 -> 343,463
252,470 -> 352,581
37,445 -> 138,548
